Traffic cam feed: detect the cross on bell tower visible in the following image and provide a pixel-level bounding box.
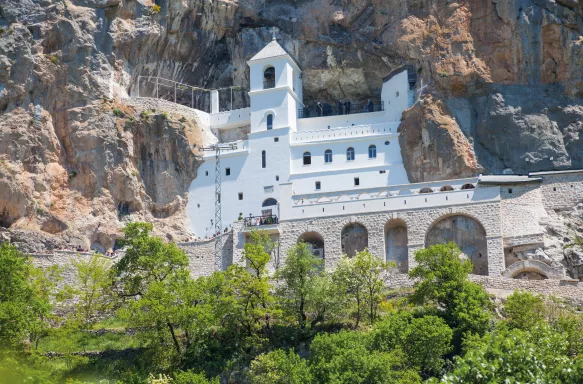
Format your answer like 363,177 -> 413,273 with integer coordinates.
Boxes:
271,26 -> 277,40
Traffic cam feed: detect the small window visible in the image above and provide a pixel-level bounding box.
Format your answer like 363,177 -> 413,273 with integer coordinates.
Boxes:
508,188 -> 513,194
379,170 -> 386,174
384,141 -> 390,145
205,171 -> 208,176
275,175 -> 279,181
262,150 -> 266,168
264,186 -> 274,193
225,168 -> 231,176
303,151 -> 311,165
315,181 -> 321,190
354,177 -> 360,186
238,193 -> 243,200
324,149 -> 333,163
346,147 -> 355,161
396,91 -> 400,97
274,137 -> 279,142
197,203 -> 200,208
553,187 -> 557,192
368,145 -> 377,159
267,114 -> 273,130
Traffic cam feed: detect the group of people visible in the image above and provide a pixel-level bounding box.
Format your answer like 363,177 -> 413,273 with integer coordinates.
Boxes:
190,226 -> 232,242
244,215 -> 278,227
302,99 -> 376,118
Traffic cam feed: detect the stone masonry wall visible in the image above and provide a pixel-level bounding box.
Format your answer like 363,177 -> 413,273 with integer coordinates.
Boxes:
499,183 -> 547,244
179,231 -> 233,279
538,172 -> 583,210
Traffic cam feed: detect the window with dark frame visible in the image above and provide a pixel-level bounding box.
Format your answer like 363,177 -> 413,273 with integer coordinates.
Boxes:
303,151 -> 311,165
315,181 -> 321,190
354,177 -> 360,186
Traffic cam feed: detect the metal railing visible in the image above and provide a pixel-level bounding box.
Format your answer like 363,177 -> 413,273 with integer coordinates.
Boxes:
298,101 -> 384,119
134,76 -> 249,113
243,215 -> 279,227
263,79 -> 275,89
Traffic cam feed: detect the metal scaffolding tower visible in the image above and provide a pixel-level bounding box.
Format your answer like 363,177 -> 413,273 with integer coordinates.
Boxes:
201,143 -> 236,271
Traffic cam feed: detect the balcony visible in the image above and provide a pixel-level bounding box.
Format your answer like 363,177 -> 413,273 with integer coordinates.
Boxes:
298,101 -> 384,119
241,215 -> 280,234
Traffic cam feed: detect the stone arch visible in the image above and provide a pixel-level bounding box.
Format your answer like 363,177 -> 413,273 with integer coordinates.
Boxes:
341,222 -> 368,257
440,185 -> 454,191
502,260 -> 563,280
425,214 -> 488,275
298,231 -> 325,260
385,219 -> 408,273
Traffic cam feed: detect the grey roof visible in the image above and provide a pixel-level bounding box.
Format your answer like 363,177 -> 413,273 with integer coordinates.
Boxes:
250,40 -> 289,61
249,39 -> 301,70
478,175 -> 543,185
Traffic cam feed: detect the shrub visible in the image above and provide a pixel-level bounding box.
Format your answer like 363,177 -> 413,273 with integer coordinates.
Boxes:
149,4 -> 161,14
113,108 -> 123,117
249,349 -> 312,384
504,290 -> 545,330
68,170 -> 77,180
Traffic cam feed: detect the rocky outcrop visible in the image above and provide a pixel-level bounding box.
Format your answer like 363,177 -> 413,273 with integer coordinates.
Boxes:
399,95 -> 481,182
3,0 -> 583,245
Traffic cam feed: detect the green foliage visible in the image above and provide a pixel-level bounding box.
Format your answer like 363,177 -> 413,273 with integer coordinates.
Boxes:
309,330 -> 421,384
333,250 -> 388,325
65,255 -> 113,329
47,54 -> 59,64
372,311 -> 453,377
68,170 -> 77,180
162,111 -> 168,119
179,116 -> 187,123
436,325 -> 583,383
149,4 -> 161,14
172,370 -> 219,384
276,242 -> 336,328
249,349 -> 312,384
113,108 -> 123,117
409,243 -> 490,345
504,290 -> 545,330
0,242 -> 54,349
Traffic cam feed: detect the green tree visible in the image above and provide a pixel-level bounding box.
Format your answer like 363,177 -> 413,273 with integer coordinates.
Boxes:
333,250 -> 388,326
503,290 -> 545,330
436,325 -> 582,383
276,242 -> 325,329
113,222 -> 192,356
409,243 -> 490,344
66,255 -> 113,329
249,349 -> 313,384
0,242 -> 55,350
172,370 -> 219,384
309,330 -> 420,384
222,230 -> 278,339
372,311 -> 453,377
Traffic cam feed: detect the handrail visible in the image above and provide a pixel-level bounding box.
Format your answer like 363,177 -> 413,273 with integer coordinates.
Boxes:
298,101 -> 384,118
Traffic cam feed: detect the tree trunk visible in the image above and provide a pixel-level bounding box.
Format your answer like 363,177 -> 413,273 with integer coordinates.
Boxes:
166,320 -> 181,354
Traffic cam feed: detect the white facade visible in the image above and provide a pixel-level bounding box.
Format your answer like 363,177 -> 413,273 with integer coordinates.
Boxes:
186,39 -> 412,238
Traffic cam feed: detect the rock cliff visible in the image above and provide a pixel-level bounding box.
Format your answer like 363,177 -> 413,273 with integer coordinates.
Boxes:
2,0 -> 583,246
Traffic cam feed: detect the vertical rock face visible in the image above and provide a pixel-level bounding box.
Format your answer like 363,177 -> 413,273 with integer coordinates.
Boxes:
2,0 -> 583,244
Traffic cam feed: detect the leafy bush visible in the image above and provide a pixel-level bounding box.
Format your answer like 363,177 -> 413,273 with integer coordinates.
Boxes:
249,349 -> 312,384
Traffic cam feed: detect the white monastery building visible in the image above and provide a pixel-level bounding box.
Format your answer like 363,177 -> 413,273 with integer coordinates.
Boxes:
187,37 -> 412,241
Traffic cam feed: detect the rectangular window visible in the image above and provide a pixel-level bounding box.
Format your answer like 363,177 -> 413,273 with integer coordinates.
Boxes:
274,137 -> 279,142
225,168 -> 231,176
354,177 -> 360,186
379,170 -> 386,174
205,171 -> 208,176
238,192 -> 243,200
264,185 -> 274,193
275,175 -> 279,181
315,181 -> 321,190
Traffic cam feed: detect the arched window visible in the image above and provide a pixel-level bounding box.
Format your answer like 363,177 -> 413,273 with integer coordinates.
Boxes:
262,150 -> 266,168
303,152 -> 311,165
324,149 -> 333,163
419,187 -> 433,194
262,198 -> 278,207
368,145 -> 377,159
264,67 -> 275,89
461,183 -> 475,190
346,147 -> 355,161
267,114 -> 273,130
440,185 -> 454,191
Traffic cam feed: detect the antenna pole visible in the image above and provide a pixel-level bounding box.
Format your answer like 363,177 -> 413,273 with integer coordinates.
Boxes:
214,146 -> 222,271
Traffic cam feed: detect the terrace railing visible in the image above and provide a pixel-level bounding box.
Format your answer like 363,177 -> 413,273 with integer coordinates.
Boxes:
243,215 -> 279,227
298,101 -> 384,119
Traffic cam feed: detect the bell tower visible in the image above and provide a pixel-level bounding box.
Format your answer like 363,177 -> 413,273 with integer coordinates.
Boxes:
248,35 -> 303,133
